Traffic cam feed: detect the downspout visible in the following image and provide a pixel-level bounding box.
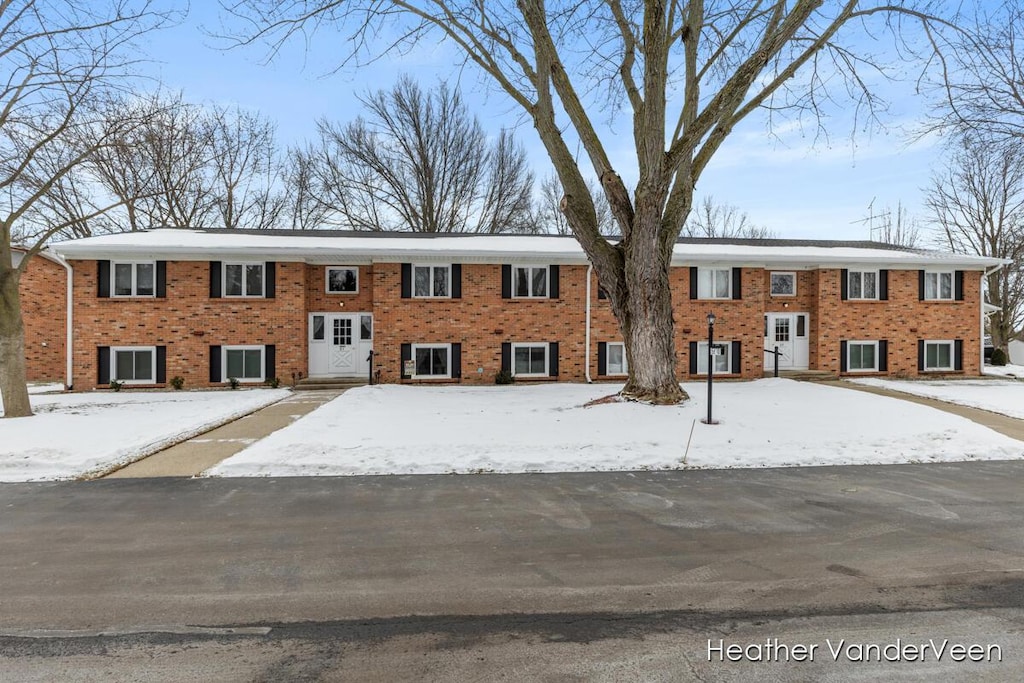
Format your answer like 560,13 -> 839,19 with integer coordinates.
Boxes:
982,263 -> 1005,375
585,264 -> 593,383
55,254 -> 73,390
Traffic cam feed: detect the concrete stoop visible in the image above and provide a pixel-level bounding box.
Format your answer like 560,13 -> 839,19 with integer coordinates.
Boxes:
293,378 -> 369,391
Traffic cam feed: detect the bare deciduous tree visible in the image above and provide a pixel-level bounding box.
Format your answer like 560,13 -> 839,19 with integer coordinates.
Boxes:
282,145 -> 332,230
926,133 -> 1024,351
682,196 -> 774,239
1,0 -> 174,418
535,172 -> 615,236
224,1 -> 950,403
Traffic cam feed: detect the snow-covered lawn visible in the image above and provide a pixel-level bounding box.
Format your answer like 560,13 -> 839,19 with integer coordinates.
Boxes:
27,382 -> 65,395
852,377 -> 1024,420
985,364 -> 1024,380
0,389 -> 289,482
209,379 -> 1024,477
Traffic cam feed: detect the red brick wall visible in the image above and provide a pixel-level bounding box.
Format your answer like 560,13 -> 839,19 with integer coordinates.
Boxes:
19,253 -> 66,383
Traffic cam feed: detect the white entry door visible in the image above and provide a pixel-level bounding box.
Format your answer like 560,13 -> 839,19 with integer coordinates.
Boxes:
764,312 -> 809,371
308,313 -> 373,378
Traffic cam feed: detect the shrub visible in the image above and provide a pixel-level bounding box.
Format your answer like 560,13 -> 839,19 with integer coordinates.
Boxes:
109,380 -> 123,392
991,347 -> 1008,366
228,377 -> 240,390
170,376 -> 185,390
495,369 -> 514,385
266,377 -> 281,389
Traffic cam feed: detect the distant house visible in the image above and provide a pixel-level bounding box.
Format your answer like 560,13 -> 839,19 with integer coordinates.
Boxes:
46,228 -> 1002,390
12,247 -> 69,385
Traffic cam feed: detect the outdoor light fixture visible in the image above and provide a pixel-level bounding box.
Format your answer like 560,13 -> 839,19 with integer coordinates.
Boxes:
702,311 -> 718,425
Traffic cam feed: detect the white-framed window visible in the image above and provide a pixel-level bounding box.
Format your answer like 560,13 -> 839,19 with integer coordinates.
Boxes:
412,343 -> 451,378
924,340 -> 955,371
223,345 -> 265,382
847,340 -> 879,372
513,265 -> 548,298
606,342 -> 627,376
111,346 -> 156,384
224,263 -> 264,297
770,271 -> 796,296
924,271 -> 954,301
697,268 -> 731,299
413,264 -> 451,298
695,341 -> 731,374
847,270 -> 878,300
112,261 -> 155,297
326,266 -> 358,293
512,343 -> 549,377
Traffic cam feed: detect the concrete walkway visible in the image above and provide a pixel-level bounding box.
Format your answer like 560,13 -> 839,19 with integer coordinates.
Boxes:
824,379 -> 1024,442
105,390 -> 344,478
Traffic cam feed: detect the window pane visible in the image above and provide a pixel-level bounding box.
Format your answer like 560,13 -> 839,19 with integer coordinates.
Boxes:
715,350 -> 730,373
225,265 -> 243,296
608,345 -> 624,374
933,343 -> 951,368
115,351 -> 135,380
849,273 -> 862,299
360,315 -> 372,340
334,319 -> 352,345
530,347 -> 546,373
433,267 -> 448,297
114,264 -> 133,296
134,350 -> 152,381
861,344 -> 875,369
796,315 -> 806,337
136,263 -> 154,296
431,348 -> 448,375
714,270 -> 730,298
415,348 -> 431,375
863,272 -> 877,299
515,268 -> 529,297
312,316 -> 325,340
414,266 -> 430,296
771,273 -> 793,295
329,268 -> 357,292
697,269 -> 712,298
532,268 -> 547,297
940,273 -> 952,299
243,350 -> 262,378
514,347 -> 531,374
925,273 -> 937,299
226,350 -> 244,378
775,318 -> 790,342
245,265 -> 263,296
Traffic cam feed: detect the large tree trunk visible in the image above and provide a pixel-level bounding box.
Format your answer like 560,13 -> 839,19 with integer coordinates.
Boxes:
0,262 -> 32,418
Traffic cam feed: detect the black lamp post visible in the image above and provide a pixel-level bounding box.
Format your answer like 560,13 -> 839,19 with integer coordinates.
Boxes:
702,311 -> 717,425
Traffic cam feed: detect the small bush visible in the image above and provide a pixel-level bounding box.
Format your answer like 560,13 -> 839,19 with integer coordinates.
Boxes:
495,369 -> 514,385
109,380 -> 123,392
991,347 -> 1008,366
228,377 -> 240,390
170,376 -> 185,390
266,377 -> 280,389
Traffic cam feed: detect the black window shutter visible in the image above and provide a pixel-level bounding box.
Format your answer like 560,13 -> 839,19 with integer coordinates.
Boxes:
955,270 -> 964,301
878,340 -> 888,372
210,345 -> 222,383
954,339 -> 963,371
265,344 -> 276,381
879,269 -> 889,300
210,262 -> 222,298
918,340 -> 925,371
501,265 -> 512,298
451,343 -> 462,378
840,341 -> 848,372
918,270 -> 925,301
689,341 -> 698,374
501,343 -> 511,373
156,346 -> 166,384
689,267 -> 698,300
400,264 -> 412,298
549,265 -> 560,299
451,264 -> 462,299
840,269 -> 848,300
400,344 -> 411,379
156,261 -> 167,298
597,342 -> 607,375
97,346 -> 110,384
548,342 -> 559,377
732,268 -> 742,300
730,341 -> 741,374
98,260 -> 111,298
265,262 -> 276,298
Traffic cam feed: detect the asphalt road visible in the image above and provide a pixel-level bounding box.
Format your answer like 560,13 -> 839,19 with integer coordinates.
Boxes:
2,462 -> 1024,681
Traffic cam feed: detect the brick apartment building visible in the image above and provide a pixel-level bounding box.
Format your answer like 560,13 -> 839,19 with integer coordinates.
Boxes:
46,228 -> 1002,390
12,247 -> 68,384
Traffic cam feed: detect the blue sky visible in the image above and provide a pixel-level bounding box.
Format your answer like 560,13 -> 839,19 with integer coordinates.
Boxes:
141,4 -> 946,241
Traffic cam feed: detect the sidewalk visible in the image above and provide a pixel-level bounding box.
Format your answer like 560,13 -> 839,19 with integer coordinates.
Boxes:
104,390 -> 344,478
824,380 -> 1024,442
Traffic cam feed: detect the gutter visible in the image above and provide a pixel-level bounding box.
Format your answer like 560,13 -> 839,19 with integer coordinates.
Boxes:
49,252 -> 74,390
585,264 -> 593,383
981,263 -> 1006,375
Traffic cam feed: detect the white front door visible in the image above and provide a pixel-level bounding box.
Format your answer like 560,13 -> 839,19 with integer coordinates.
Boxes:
308,313 -> 373,378
764,312 -> 809,371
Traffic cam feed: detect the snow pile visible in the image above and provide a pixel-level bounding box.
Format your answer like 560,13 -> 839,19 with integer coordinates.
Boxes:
985,364 -> 1024,380
853,378 -> 1024,420
0,389 -> 289,481
209,379 -> 1023,477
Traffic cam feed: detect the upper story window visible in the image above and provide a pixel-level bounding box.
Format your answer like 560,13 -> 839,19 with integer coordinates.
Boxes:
770,271 -> 796,296
224,263 -> 264,297
847,270 -> 878,300
697,268 -> 731,299
923,271 -> 954,300
513,266 -> 548,298
326,267 -> 358,293
112,262 -> 155,297
414,264 -> 451,298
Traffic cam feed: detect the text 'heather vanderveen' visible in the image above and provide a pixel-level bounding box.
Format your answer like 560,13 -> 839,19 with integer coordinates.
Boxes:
707,638 -> 1003,663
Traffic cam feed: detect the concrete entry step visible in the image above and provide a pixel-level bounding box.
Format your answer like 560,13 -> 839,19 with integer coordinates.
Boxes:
294,378 -> 369,391
764,370 -> 839,381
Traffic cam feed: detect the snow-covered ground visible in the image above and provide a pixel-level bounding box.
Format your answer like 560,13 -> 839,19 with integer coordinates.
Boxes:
0,389 -> 289,482
209,380 -> 1024,477
985,364 -> 1024,379
27,382 -> 65,395
853,378 -> 1024,420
